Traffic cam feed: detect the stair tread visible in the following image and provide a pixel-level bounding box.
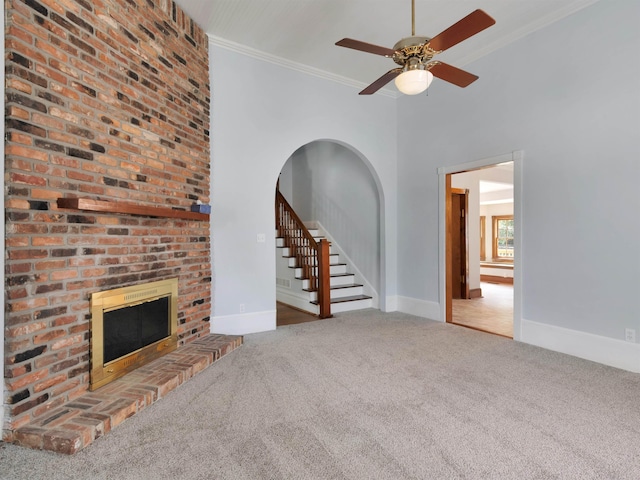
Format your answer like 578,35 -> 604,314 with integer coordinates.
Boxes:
311,294 -> 372,305
289,263 -> 346,270
330,283 -> 363,290
295,273 -> 355,281
302,283 -> 363,293
282,254 -> 339,259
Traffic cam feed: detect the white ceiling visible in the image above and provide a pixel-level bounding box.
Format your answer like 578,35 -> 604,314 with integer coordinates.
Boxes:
174,0 -> 598,95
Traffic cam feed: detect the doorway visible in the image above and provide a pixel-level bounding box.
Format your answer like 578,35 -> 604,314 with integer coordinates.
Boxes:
438,152 -> 522,340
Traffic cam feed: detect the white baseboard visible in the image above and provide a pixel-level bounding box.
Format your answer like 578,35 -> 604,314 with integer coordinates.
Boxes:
383,295 -> 398,312
396,296 -> 441,321
211,309 -> 276,335
276,288 -> 318,315
521,318 -> 640,373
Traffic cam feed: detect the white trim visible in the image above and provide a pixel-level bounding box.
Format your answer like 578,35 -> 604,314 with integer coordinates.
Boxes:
438,151 -> 524,341
276,288 -> 318,315
211,309 -> 276,335
396,296 -> 441,321
384,295 -> 398,313
522,319 -> 640,373
454,0 -> 600,68
207,34 -> 398,98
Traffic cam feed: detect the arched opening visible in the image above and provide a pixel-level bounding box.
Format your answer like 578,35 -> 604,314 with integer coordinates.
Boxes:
275,140 -> 384,320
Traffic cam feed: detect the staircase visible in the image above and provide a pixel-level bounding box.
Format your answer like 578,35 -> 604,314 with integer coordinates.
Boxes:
276,226 -> 373,315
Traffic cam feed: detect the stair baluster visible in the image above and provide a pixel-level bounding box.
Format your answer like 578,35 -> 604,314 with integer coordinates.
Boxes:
276,190 -> 332,319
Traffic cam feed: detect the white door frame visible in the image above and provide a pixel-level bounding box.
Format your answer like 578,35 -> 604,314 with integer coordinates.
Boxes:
437,151 -> 523,341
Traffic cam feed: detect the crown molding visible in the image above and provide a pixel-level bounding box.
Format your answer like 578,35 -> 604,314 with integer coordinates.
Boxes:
207,34 -> 398,99
454,0 -> 601,67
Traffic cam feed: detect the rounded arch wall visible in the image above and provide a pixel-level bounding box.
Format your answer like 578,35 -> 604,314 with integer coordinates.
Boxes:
278,139 -> 384,305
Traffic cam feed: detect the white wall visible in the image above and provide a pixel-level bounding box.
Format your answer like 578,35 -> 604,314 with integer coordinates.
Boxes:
277,159 -> 293,203
209,43 -> 398,334
397,0 -> 639,370
288,141 -> 380,293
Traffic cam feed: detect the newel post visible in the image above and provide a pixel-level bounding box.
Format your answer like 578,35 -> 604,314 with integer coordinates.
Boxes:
317,239 -> 332,319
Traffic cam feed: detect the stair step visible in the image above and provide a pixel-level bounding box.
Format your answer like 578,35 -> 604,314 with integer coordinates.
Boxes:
288,260 -> 343,268
293,264 -> 347,276
279,246 -> 335,257
311,294 -> 372,305
298,273 -> 355,290
331,283 -> 364,291
285,254 -> 339,268
302,283 -> 363,293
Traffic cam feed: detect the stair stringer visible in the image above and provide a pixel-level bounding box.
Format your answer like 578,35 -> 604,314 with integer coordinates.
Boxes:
305,221 -> 379,309
275,233 -> 319,315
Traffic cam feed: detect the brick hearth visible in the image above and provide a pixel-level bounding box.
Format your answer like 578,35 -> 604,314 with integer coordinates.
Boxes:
11,334 -> 242,454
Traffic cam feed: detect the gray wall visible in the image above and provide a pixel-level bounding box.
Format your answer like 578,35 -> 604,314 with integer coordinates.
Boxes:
287,141 -> 380,292
209,43 -> 398,333
397,0 -> 640,341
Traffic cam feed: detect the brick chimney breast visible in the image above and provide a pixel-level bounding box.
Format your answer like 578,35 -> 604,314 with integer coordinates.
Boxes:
4,0 -> 211,439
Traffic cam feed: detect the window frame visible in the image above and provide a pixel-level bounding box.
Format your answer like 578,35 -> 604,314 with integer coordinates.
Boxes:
492,215 -> 514,261
480,216 -> 486,261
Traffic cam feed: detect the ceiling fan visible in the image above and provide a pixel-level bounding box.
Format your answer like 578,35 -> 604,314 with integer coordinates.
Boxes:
335,0 -> 495,95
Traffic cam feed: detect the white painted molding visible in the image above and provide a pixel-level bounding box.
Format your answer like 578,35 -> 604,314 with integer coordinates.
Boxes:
521,319 -> 640,373
396,296 -> 442,322
437,151 -> 517,176
384,296 -> 398,313
211,309 -> 276,335
207,35 -> 398,99
453,0 -> 600,68
276,288 -> 318,315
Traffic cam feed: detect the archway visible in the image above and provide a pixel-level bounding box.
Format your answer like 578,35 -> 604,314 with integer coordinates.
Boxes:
275,140 -> 384,315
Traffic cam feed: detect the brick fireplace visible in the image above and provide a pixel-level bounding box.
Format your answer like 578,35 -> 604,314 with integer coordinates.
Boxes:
4,0 -> 213,442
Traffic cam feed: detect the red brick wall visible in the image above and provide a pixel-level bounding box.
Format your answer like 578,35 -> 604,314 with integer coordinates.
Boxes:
4,0 -> 211,437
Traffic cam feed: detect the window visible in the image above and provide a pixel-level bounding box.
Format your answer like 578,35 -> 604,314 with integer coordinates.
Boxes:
492,215 -> 514,260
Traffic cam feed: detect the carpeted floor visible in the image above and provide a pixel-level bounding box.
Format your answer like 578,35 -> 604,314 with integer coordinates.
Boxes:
1,310 -> 639,480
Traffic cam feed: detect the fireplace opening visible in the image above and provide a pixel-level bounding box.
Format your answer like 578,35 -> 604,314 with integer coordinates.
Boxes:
90,278 -> 178,390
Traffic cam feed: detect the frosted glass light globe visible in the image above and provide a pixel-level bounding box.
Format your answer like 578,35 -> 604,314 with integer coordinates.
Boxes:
395,69 -> 434,95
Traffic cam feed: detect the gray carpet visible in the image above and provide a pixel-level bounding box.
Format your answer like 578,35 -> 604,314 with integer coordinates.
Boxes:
1,310 -> 639,479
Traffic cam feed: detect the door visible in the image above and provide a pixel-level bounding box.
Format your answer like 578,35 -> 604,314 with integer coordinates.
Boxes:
450,188 -> 469,300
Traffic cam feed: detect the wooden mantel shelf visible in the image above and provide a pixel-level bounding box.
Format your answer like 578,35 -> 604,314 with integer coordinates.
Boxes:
57,198 -> 210,220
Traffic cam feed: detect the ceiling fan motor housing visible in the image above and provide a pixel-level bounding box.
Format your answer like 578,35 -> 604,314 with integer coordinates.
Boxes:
392,36 -> 437,71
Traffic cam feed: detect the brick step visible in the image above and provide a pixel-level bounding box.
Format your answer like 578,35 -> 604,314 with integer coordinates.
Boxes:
10,334 -> 242,455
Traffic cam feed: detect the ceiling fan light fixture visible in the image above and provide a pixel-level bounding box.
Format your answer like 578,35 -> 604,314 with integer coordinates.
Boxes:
395,68 -> 433,95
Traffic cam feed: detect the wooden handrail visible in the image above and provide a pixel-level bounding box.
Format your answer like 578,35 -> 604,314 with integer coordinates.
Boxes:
275,190 -> 332,319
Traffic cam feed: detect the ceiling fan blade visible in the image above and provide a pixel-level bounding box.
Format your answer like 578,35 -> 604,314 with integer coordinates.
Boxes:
428,62 -> 478,88
359,68 -> 402,95
427,9 -> 495,52
336,38 -> 396,57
